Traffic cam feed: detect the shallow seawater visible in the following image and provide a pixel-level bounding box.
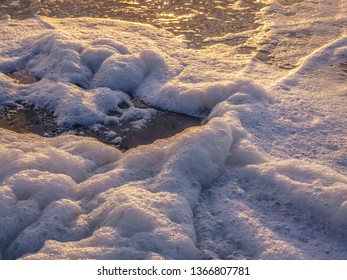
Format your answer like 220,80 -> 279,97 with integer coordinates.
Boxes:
0,0 -> 267,48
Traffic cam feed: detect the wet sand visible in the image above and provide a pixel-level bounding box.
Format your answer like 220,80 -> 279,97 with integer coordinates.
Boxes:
0,103 -> 201,150
1,68 -> 201,150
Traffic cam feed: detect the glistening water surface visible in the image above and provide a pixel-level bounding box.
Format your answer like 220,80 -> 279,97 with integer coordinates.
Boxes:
0,0 -> 267,48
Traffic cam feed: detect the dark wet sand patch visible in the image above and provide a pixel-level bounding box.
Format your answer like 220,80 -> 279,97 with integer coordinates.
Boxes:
0,103 -> 201,151
1,65 -> 201,151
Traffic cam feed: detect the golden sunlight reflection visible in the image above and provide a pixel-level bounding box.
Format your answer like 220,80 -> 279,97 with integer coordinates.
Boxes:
0,0 -> 267,48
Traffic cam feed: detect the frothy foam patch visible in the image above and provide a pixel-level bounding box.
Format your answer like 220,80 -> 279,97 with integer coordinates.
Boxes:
0,31 -> 166,128
0,100 -> 234,259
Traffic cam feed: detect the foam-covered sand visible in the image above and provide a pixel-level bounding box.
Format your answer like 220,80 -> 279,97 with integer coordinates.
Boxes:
0,0 -> 346,259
